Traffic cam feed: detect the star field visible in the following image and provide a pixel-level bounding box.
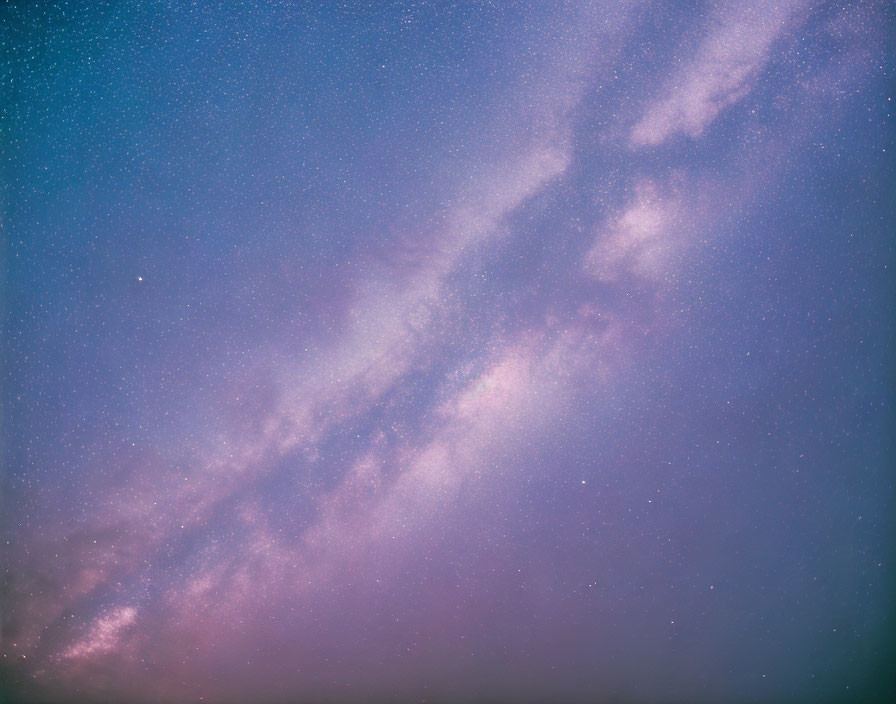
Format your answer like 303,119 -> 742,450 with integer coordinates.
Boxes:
2,2 -> 894,702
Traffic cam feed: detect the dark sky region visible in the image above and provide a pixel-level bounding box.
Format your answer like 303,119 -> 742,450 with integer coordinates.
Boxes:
1,1 -> 894,703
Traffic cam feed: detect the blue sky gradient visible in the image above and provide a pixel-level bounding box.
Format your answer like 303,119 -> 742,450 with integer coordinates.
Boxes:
2,2 -> 894,702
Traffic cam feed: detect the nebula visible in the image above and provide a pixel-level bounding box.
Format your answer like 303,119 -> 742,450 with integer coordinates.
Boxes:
2,2 -> 893,702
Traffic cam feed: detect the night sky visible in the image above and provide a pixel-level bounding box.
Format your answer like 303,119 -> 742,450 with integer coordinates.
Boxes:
2,2 -> 894,702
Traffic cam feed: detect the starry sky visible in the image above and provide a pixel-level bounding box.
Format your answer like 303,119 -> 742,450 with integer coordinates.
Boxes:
1,1 -> 894,702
